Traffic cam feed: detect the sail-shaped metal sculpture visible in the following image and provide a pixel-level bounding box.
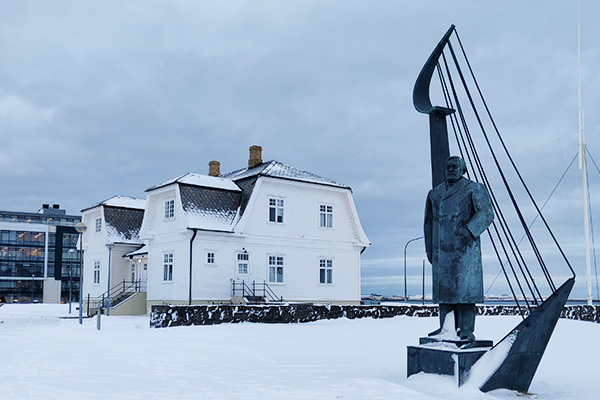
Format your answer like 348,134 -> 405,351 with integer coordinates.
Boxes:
412,25 -> 576,393
414,25 -> 455,188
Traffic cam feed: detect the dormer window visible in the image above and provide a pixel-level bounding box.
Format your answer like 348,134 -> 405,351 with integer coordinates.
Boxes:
164,199 -> 175,219
269,198 -> 284,223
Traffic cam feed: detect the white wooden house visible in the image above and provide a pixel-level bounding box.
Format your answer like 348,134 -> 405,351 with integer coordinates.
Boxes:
80,196 -> 147,314
81,146 -> 370,313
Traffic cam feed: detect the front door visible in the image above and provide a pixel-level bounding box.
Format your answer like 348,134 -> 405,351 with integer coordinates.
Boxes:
235,252 -> 252,293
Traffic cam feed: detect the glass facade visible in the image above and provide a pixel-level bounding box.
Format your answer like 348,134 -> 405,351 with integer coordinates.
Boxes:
0,208 -> 81,304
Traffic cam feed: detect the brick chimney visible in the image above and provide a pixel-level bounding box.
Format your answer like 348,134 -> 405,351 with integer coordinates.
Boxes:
208,161 -> 221,177
248,145 -> 263,168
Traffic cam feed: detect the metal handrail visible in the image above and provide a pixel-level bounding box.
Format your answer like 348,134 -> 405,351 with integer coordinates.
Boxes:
91,279 -> 146,309
231,280 -> 283,302
253,281 -> 282,302
231,280 -> 254,297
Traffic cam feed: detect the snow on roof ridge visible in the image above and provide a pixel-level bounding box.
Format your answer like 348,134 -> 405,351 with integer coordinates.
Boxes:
225,160 -> 349,188
178,172 -> 241,191
220,160 -> 271,179
146,172 -> 240,192
82,195 -> 145,212
145,172 -> 191,192
103,195 -> 146,209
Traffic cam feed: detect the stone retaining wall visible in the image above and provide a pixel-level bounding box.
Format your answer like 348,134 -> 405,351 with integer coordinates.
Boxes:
149,303 -> 600,328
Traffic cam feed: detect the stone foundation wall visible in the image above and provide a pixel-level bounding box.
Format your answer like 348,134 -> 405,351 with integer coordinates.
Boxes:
149,303 -> 600,328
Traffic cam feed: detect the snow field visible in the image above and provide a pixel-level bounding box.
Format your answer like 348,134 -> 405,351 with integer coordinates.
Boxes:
0,304 -> 597,400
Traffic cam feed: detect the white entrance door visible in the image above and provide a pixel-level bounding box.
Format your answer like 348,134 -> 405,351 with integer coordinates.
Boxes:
235,252 -> 252,292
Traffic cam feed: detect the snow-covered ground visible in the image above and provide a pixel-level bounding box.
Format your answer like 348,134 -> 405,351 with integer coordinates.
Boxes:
0,304 -> 596,400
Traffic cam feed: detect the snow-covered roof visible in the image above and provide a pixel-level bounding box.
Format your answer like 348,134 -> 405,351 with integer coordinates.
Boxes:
146,172 -> 241,192
81,195 -> 145,212
140,160 -> 348,232
124,244 -> 147,257
222,160 -> 349,189
104,206 -> 145,244
180,184 -> 241,232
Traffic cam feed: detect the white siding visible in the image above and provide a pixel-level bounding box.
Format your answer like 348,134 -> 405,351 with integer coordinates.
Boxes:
81,208 -> 106,298
139,174 -> 369,305
81,207 -> 144,299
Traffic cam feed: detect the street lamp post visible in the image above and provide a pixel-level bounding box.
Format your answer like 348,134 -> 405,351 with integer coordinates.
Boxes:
403,236 -> 424,302
68,248 -> 76,314
105,242 -> 115,316
31,274 -> 35,303
75,222 -> 87,324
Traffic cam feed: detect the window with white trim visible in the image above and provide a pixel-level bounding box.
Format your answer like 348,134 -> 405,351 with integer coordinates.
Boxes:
206,251 -> 215,265
319,205 -> 333,228
268,198 -> 284,223
268,255 -> 284,283
163,253 -> 173,281
319,259 -> 333,284
95,218 -> 102,233
93,260 -> 101,284
164,199 -> 175,219
237,252 -> 249,275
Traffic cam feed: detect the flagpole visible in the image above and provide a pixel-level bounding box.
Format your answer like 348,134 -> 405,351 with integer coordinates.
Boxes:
577,0 -> 593,306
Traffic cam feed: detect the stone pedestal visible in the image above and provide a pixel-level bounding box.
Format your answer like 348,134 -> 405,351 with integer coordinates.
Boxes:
407,338 -> 493,386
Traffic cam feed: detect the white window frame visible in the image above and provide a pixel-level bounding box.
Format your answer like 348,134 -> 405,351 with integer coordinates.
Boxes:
319,204 -> 333,228
95,218 -> 102,233
268,255 -> 284,283
319,258 -> 333,284
237,252 -> 249,275
163,253 -> 174,282
93,260 -> 101,284
206,250 -> 216,266
268,197 -> 284,223
164,199 -> 175,220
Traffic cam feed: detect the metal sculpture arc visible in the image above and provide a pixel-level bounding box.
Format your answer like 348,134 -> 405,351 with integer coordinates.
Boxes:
412,25 -> 576,393
413,25 -> 456,188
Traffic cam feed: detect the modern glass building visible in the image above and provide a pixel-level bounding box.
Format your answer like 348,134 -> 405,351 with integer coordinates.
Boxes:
0,204 -> 81,303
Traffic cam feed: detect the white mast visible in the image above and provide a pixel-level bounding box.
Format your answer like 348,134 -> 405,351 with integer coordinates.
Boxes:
577,0 -> 593,306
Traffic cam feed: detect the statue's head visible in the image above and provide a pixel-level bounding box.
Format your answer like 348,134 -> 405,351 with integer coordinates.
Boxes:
445,156 -> 466,183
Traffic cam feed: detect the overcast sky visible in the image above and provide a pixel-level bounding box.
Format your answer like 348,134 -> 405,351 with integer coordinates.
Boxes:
1,1 -> 599,299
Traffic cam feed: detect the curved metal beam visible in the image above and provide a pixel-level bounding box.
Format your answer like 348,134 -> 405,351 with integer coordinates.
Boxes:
413,25 -> 456,115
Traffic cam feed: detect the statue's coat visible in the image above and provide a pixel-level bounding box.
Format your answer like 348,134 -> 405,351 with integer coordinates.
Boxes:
424,177 -> 494,304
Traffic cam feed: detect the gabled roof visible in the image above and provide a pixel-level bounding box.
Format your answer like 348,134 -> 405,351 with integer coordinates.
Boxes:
146,172 -> 241,192
222,160 -> 350,189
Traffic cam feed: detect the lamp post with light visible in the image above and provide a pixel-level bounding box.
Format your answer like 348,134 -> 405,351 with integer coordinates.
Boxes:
403,236 -> 424,302
105,242 -> 115,316
75,222 -> 87,324
68,248 -> 76,313
31,274 -> 35,303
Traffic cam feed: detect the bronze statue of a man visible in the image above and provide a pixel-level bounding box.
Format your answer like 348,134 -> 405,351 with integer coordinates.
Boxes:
424,156 -> 494,341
